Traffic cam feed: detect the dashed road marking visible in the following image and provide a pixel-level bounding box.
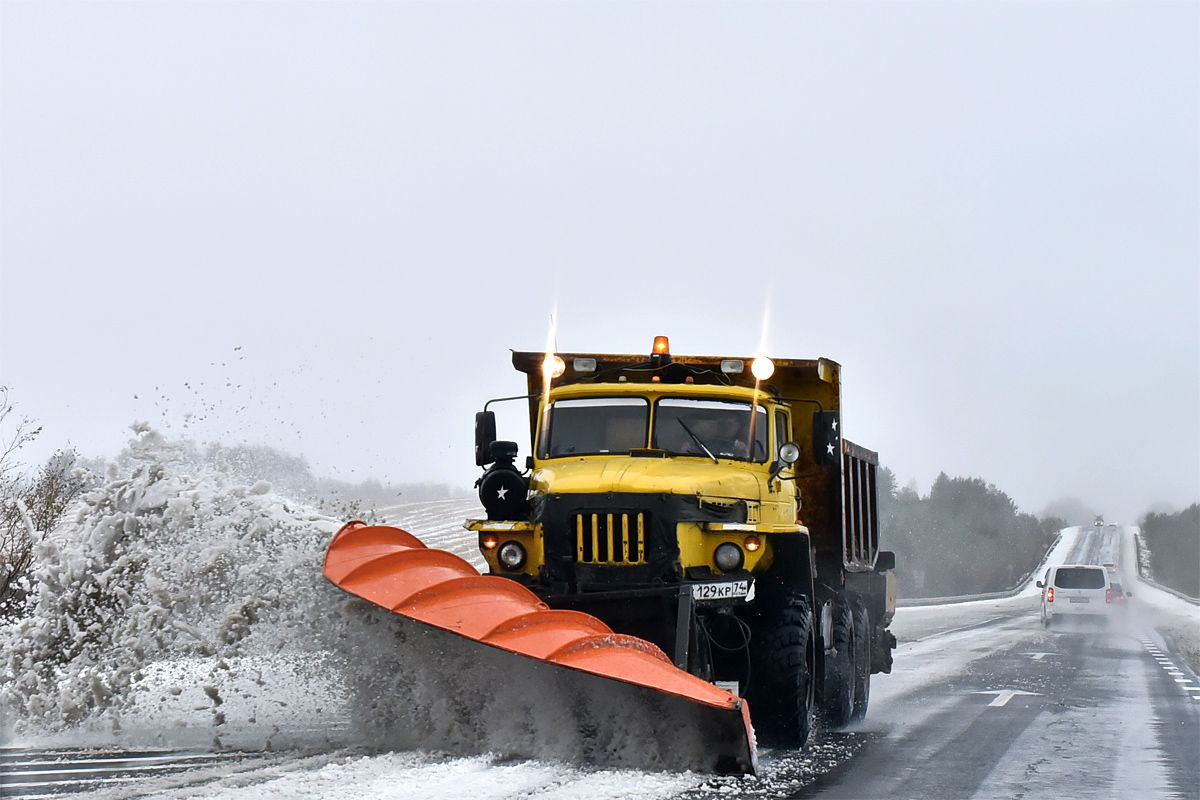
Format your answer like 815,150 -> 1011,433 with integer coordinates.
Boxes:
972,690 -> 1039,707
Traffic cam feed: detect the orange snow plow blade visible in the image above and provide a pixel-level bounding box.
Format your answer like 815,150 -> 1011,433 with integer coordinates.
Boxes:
324,521 -> 756,774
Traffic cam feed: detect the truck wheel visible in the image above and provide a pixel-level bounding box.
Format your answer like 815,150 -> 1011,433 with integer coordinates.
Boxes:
822,603 -> 855,728
851,599 -> 871,721
747,594 -> 815,748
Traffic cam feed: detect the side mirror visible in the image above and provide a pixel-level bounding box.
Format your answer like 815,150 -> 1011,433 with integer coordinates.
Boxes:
1124,591 -> 1132,597
769,442 -> 802,482
874,550 -> 896,572
1036,581 -> 1043,588
475,410 -> 497,466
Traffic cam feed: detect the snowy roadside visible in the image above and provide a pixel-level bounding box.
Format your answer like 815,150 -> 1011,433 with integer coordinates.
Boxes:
2,437 -> 1194,800
1121,526 -> 1200,672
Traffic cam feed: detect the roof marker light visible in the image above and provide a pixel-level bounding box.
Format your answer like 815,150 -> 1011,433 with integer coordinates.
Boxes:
573,357 -> 597,373
542,354 -> 566,380
720,359 -> 744,374
751,357 -> 775,381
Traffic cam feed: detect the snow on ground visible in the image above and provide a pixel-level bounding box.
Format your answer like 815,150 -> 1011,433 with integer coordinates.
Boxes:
1120,524 -> 1200,672
0,428 -> 489,753
2,435 -> 1195,799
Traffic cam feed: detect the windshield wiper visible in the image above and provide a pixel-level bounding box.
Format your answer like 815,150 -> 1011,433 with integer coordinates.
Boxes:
677,419 -> 719,463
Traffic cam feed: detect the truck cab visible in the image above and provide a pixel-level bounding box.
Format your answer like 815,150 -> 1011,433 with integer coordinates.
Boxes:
473,379 -> 802,593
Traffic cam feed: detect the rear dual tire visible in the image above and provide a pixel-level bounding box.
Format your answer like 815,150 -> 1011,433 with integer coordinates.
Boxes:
824,597 -> 871,727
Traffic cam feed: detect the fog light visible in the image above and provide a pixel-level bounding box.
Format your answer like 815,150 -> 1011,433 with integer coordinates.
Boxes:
498,541 -> 527,570
714,542 -> 744,572
744,535 -> 761,552
480,533 -> 499,550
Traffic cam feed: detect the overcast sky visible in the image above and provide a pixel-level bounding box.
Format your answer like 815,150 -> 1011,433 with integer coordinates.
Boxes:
2,1 -> 1196,523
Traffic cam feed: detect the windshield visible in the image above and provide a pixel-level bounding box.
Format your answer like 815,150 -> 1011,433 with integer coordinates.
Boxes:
653,398 -> 769,462
538,397 -> 649,457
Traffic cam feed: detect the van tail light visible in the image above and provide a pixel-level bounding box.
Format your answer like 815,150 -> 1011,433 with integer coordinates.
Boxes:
1046,587 -> 1054,602
1106,589 -> 1112,603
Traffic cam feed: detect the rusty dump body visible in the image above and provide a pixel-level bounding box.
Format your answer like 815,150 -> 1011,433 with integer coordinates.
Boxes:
323,520 -> 757,774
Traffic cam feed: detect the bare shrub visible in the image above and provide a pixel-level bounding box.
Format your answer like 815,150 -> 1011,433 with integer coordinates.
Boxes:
0,388 -> 92,622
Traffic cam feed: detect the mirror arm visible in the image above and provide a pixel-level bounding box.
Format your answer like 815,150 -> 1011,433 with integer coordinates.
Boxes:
484,393 -> 538,412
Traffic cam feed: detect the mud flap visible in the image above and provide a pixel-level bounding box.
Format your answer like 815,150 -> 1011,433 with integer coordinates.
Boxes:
324,522 -> 756,774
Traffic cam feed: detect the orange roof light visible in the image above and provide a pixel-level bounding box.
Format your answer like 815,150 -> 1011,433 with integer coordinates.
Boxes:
653,336 -> 670,355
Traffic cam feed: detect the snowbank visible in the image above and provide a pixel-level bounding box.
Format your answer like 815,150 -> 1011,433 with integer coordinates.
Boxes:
0,425 -> 349,744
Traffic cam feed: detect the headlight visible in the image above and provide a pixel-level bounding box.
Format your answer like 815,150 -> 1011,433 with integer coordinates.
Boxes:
498,541 -> 527,570
714,542 -> 744,572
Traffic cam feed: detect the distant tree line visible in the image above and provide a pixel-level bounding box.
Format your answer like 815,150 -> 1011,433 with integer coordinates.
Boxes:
878,468 -> 1064,598
1139,504 -> 1199,599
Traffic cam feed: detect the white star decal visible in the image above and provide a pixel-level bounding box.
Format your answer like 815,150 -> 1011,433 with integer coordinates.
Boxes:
496,486 -> 508,500
826,443 -> 835,455
831,420 -> 838,431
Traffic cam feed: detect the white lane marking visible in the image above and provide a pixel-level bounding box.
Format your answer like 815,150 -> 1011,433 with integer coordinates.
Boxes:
2,752 -> 249,769
1024,652 -> 1053,660
973,690 -> 1039,707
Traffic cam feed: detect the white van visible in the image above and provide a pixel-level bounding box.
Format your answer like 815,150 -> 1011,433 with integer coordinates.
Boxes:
1037,565 -> 1112,627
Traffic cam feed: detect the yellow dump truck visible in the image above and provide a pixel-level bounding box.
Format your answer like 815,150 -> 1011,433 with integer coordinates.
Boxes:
469,337 -> 896,746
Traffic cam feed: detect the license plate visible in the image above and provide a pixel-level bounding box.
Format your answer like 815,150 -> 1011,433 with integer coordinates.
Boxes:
692,579 -> 752,602
1069,598 -> 1090,604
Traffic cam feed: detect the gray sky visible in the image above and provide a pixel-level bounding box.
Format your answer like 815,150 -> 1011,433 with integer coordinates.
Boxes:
2,1 -> 1197,523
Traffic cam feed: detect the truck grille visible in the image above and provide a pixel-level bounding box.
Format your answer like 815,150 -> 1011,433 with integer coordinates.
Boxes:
574,511 -> 647,565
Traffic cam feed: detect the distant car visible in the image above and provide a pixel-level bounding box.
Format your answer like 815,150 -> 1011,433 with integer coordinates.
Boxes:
1037,565 -> 1113,627
1109,582 -> 1131,602
1103,562 -> 1117,578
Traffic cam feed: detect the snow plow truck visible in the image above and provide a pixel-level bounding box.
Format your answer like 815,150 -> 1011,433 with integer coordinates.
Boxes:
324,338 -> 896,774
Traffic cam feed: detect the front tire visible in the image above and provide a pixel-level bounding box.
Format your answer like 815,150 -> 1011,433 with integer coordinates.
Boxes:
747,594 -> 816,748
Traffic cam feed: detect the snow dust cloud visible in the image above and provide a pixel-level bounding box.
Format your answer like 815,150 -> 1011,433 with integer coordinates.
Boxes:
0,426 -> 728,771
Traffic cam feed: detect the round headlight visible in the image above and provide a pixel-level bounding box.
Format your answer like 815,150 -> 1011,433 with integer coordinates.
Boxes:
498,541 -> 527,570
714,542 -> 744,572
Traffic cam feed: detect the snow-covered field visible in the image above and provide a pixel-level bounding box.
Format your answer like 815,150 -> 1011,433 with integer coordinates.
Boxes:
2,429 -> 1195,798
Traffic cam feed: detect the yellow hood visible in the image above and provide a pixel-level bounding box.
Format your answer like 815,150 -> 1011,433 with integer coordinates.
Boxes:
531,457 -> 764,500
